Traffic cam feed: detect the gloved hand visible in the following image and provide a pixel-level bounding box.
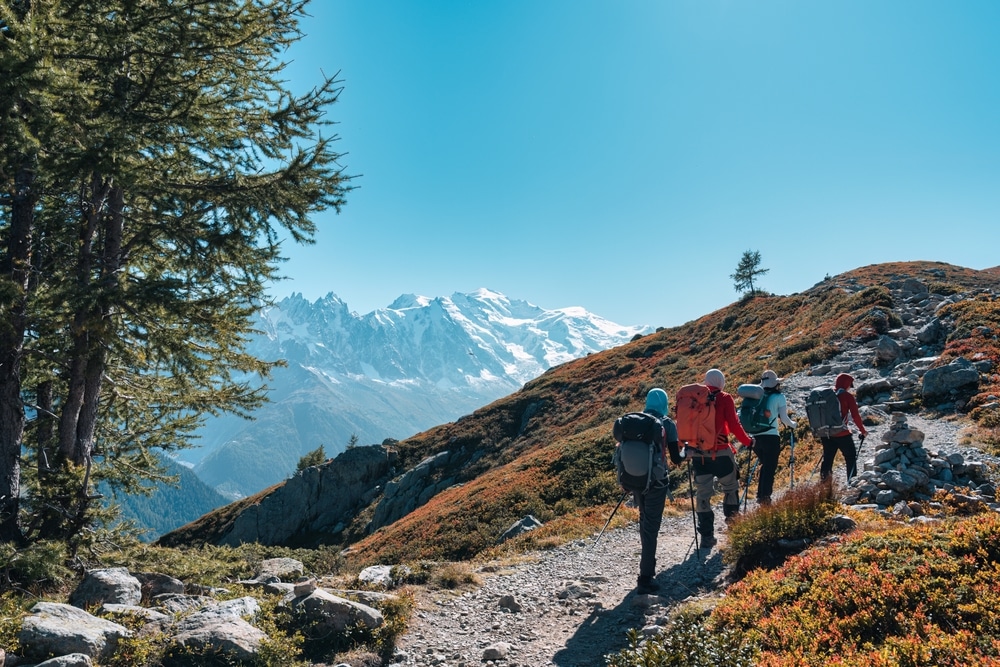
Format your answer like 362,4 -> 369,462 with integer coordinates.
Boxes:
789,421 -> 797,429
744,436 -> 756,451
667,442 -> 683,466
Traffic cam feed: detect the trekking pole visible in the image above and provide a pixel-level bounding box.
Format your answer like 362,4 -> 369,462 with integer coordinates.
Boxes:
740,454 -> 759,512
855,433 -> 867,459
808,456 -> 822,482
687,458 -> 700,554
592,491 -> 628,549
789,431 -> 796,489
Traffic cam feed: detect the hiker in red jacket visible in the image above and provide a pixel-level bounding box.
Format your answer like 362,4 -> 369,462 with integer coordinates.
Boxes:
819,373 -> 868,482
687,368 -> 754,549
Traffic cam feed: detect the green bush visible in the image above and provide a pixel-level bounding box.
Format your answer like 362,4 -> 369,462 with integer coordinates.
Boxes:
723,483 -> 839,577
606,612 -> 757,667
0,592 -> 25,655
0,540 -> 72,593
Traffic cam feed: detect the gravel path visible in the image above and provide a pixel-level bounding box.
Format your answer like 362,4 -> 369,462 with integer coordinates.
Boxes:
390,513 -> 727,667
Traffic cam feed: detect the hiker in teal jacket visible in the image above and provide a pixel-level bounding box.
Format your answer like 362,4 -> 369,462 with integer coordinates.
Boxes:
752,370 -> 797,505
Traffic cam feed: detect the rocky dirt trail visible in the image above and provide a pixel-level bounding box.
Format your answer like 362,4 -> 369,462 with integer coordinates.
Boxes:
389,512 -> 728,667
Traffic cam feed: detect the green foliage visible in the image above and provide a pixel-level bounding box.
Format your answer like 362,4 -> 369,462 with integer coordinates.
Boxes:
731,249 -> 769,296
1,0 -> 352,545
0,540 -> 72,593
0,592 -> 25,654
102,610 -> 169,667
251,593 -> 308,667
724,483 -> 840,575
775,337 -> 818,359
606,611 -> 758,667
107,542 -> 345,589
430,562 -> 479,590
297,445 -> 327,472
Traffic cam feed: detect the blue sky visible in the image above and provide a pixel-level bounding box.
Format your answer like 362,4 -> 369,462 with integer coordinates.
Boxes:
273,1 -> 1000,330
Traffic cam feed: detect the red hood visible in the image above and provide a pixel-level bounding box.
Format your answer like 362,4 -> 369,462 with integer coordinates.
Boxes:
835,373 -> 854,391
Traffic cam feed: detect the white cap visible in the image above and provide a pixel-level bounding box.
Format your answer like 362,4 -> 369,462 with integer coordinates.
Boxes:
761,370 -> 782,389
704,368 -> 725,389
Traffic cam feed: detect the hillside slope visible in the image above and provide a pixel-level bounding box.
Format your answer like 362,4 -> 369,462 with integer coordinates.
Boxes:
159,261 -> 1000,563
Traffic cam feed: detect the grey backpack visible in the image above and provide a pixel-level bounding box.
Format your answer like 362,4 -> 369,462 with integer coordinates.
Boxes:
805,387 -> 845,437
612,412 -> 666,493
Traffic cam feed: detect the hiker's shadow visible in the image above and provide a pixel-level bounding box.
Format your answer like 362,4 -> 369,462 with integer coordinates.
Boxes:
551,546 -> 726,667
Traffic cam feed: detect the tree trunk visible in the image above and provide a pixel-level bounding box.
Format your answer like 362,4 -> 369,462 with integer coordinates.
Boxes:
74,185 -> 123,464
58,173 -> 109,464
0,164 -> 34,544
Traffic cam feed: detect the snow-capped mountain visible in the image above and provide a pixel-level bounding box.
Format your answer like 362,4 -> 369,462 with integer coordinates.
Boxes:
187,289 -> 650,498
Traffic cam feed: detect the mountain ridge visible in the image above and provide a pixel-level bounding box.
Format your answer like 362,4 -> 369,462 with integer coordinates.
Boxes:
158,261 -> 1000,563
184,288 -> 649,498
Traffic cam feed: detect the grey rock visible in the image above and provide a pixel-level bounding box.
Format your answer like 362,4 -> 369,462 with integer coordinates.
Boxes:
33,654 -> 94,667
256,557 -> 305,582
482,642 -> 512,661
498,514 -> 543,544
133,572 -> 185,600
283,588 -> 384,632
922,358 -> 980,399
358,564 -> 397,588
19,602 -> 130,662
218,445 -> 395,546
170,612 -> 267,662
69,568 -> 141,608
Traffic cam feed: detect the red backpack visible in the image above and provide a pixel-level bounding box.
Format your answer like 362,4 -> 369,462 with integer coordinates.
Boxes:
675,383 -> 718,452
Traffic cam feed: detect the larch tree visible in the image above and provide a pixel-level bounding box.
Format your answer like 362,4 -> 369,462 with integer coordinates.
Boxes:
731,250 -> 769,297
0,0 -> 351,545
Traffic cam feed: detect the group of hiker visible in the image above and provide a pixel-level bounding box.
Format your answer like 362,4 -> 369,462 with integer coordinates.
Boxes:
612,368 -> 867,594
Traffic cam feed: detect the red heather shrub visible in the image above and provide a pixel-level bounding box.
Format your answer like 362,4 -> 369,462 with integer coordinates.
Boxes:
711,513 -> 1000,666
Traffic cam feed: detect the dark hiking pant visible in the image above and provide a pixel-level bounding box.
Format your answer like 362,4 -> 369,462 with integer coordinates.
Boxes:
820,434 -> 857,482
633,482 -> 669,578
753,434 -> 781,502
690,450 -> 740,536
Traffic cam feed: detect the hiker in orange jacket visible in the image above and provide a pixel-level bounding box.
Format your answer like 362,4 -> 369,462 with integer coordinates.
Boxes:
687,368 -> 754,549
819,373 -> 868,482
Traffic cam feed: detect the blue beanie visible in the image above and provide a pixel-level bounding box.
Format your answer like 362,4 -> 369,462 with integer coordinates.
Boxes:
645,388 -> 668,417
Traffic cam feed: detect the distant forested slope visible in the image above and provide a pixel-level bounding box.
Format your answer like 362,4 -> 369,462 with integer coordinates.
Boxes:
103,456 -> 228,541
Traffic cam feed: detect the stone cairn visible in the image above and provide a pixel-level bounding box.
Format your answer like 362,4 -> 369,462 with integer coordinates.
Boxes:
843,412 -> 998,517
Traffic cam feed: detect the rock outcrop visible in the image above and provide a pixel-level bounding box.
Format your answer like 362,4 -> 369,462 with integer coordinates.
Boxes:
844,412 -> 996,512
12,558 -> 393,666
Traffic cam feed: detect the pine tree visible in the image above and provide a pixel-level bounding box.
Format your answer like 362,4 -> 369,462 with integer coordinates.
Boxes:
0,0 -> 351,544
731,250 -> 769,296
297,445 -> 327,472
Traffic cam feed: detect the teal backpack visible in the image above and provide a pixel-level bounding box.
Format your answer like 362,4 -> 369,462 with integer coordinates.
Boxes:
737,383 -> 776,434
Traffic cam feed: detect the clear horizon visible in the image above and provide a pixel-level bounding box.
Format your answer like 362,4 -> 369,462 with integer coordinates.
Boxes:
271,1 -> 1000,330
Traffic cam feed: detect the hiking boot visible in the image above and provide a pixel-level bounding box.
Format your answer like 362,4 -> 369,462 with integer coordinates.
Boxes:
636,576 -> 660,594
699,534 -> 717,549
758,496 -> 772,506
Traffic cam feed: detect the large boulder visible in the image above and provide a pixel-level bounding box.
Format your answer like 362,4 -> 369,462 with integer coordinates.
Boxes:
167,596 -> 266,662
215,445 -> 395,546
921,357 -> 979,401
19,602 -> 130,662
69,567 -> 141,608
283,588 -> 383,633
